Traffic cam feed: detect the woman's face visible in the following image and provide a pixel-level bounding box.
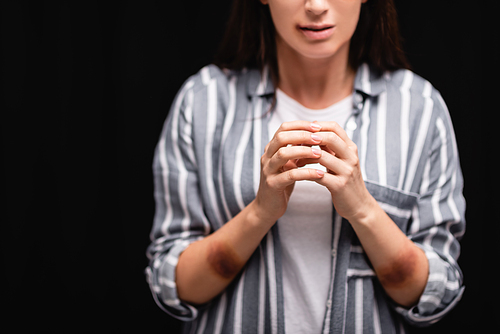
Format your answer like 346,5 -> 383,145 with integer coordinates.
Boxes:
261,0 -> 367,60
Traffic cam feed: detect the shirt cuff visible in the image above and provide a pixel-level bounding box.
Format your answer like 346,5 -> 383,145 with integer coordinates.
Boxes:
146,240 -> 200,321
394,244 -> 465,327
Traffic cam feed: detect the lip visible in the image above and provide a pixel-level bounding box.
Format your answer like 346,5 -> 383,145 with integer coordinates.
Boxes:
298,24 -> 335,40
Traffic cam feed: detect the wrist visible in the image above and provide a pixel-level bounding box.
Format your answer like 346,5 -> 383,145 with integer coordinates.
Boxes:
247,199 -> 278,231
346,194 -> 381,228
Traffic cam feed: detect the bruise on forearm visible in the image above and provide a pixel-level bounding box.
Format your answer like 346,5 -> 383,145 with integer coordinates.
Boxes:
376,247 -> 422,289
206,240 -> 244,279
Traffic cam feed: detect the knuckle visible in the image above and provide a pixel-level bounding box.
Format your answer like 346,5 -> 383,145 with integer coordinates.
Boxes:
324,132 -> 338,147
340,178 -> 348,188
309,168 -> 320,178
346,165 -> 354,177
278,122 -> 290,132
304,131 -> 312,141
326,132 -> 336,143
351,155 -> 359,168
276,147 -> 286,160
275,132 -> 285,144
264,176 -> 275,189
337,174 -> 348,187
286,170 -> 296,182
260,155 -> 267,167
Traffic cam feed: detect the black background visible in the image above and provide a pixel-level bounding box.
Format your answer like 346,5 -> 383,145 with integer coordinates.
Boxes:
1,1 -> 493,333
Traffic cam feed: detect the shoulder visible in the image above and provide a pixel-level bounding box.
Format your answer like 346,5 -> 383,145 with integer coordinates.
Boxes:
383,68 -> 431,95
168,65 -> 239,117
178,64 -> 231,96
384,68 -> 444,104
383,68 -> 450,118
167,65 -> 265,131
192,64 -> 233,88
182,64 -> 262,97
172,65 -> 269,122
382,68 -> 458,154
357,64 -> 442,109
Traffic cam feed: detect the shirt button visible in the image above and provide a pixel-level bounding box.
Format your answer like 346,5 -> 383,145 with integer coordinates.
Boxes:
353,93 -> 364,108
331,249 -> 337,257
326,299 -> 332,308
346,120 -> 357,131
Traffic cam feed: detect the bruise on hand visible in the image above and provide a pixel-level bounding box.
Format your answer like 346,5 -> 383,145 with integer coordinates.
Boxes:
206,240 -> 243,279
376,248 -> 420,289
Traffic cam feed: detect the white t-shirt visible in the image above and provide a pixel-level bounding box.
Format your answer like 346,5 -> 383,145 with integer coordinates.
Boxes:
268,89 -> 353,334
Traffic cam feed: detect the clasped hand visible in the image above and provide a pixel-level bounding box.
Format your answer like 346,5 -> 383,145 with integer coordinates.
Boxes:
254,120 -> 375,224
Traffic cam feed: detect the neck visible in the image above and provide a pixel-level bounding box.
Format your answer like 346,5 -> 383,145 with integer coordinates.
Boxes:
276,38 -> 355,110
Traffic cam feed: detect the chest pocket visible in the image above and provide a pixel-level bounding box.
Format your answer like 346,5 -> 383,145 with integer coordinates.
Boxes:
347,180 -> 419,277
364,180 -> 419,234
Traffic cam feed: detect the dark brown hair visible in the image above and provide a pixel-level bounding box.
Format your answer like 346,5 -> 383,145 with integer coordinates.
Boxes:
214,0 -> 410,85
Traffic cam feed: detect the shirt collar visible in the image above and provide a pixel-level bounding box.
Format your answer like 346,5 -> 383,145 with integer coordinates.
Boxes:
247,63 -> 387,98
353,63 -> 387,97
246,66 -> 275,98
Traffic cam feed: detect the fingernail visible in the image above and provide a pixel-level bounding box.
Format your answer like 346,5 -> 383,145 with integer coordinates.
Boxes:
311,147 -> 322,156
311,134 -> 322,142
310,122 -> 322,131
316,169 -> 324,177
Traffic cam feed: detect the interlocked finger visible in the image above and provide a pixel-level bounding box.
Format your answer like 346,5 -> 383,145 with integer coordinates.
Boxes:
266,145 -> 322,173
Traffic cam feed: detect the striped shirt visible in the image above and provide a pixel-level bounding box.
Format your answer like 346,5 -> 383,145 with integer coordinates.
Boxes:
146,63 -> 466,333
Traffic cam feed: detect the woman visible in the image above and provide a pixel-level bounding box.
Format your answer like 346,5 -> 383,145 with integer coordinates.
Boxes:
146,0 -> 465,333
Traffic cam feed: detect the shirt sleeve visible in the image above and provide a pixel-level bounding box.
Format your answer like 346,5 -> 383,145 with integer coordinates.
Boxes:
395,90 -> 466,327
145,76 -> 211,321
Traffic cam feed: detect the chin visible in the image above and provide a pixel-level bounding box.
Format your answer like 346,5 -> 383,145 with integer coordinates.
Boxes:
298,46 -> 343,60
292,38 -> 349,60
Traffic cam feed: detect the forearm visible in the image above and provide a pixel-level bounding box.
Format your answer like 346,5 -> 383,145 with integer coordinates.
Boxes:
176,200 -> 274,305
349,198 -> 429,307
176,122 -> 328,305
